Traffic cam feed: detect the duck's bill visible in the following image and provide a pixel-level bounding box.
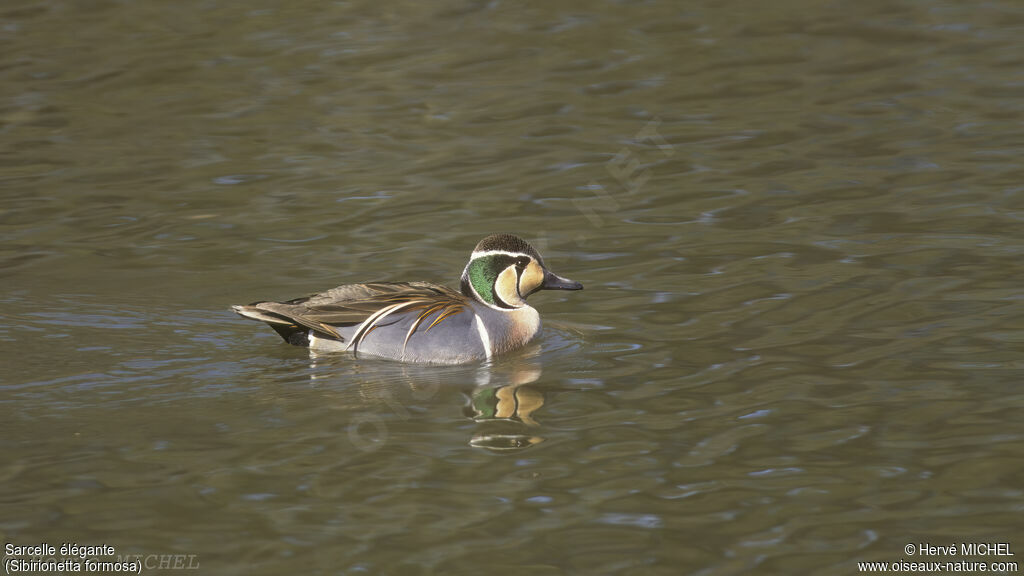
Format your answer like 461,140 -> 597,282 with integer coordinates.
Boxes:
541,270 -> 584,291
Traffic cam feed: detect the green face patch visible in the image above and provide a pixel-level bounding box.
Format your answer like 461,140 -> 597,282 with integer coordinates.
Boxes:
463,255 -> 517,308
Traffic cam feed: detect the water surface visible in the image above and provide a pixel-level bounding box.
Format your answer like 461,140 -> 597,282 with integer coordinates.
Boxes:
3,1 -> 1024,574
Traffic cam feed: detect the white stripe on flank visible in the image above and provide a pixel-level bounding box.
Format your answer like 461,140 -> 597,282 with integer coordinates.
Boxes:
474,315 -> 492,360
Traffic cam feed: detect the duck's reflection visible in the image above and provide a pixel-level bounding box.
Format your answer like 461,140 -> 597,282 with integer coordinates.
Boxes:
464,360 -> 546,451
305,347 -> 548,453
465,382 -> 544,426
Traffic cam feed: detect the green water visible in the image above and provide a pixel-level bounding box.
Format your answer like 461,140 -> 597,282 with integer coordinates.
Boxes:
3,1 -> 1024,574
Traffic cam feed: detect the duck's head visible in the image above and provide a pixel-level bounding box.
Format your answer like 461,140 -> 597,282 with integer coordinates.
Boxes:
461,234 -> 583,310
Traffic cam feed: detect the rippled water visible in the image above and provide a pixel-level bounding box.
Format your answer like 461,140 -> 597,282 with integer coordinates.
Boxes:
3,1 -> 1024,574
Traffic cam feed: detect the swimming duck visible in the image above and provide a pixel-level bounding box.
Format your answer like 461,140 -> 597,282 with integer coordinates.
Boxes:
232,234 -> 583,364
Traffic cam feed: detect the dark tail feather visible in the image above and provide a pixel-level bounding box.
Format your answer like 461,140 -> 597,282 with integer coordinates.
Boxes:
268,322 -> 310,346
232,304 -> 311,347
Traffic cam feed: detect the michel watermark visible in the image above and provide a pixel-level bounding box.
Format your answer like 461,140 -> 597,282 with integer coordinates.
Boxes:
857,542 -> 1018,573
572,117 -> 674,241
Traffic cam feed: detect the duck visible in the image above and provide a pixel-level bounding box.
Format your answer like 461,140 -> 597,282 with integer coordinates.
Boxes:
232,234 -> 583,364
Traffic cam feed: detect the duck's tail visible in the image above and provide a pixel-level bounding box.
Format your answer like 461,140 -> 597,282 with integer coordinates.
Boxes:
231,303 -> 310,346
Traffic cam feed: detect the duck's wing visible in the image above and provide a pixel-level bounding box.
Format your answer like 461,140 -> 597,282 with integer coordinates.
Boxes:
233,282 -> 468,349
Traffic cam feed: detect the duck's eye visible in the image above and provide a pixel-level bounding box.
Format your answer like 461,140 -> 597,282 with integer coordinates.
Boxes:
515,257 -> 530,270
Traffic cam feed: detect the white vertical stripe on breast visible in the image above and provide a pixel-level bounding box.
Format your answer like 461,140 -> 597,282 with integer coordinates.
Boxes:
474,315 -> 492,360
